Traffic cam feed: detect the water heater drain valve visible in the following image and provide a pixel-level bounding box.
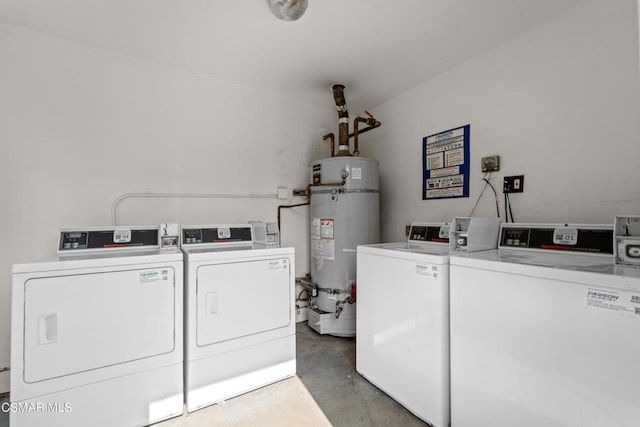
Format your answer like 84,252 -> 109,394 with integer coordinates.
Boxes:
335,296 -> 355,318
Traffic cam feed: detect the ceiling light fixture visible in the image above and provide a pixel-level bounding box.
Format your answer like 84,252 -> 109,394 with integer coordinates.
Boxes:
266,0 -> 308,22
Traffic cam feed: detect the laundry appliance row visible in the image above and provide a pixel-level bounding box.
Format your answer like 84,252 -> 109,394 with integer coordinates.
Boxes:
356,217 -> 501,427
10,222 -> 295,427
356,215 -> 640,427
450,218 -> 640,427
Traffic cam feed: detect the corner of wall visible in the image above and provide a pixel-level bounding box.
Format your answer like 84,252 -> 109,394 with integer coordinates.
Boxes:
0,370 -> 8,394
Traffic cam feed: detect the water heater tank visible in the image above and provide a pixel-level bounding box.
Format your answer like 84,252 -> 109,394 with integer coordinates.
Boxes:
308,156 -> 380,336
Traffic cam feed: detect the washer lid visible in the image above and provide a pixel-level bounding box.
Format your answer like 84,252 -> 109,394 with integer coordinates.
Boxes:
450,249 -> 640,290
358,242 -> 450,264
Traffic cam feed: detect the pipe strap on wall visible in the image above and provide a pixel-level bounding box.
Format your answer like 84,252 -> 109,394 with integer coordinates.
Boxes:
111,191 -> 278,225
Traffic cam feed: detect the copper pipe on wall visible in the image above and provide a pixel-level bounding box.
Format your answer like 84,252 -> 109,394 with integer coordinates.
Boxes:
277,183 -> 311,235
332,84 -> 351,157
353,117 -> 367,157
322,133 -> 335,157
348,118 -> 381,138
311,180 -> 345,187
277,202 -> 310,235
351,110 -> 381,156
349,110 -> 382,138
348,121 -> 381,139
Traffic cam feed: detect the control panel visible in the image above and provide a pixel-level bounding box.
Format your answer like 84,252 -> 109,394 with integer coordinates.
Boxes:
615,216 -> 640,266
408,223 -> 449,244
499,224 -> 613,254
58,227 -> 160,253
249,221 -> 280,246
450,217 -> 502,252
181,224 -> 253,246
60,231 -> 89,250
160,223 -> 180,249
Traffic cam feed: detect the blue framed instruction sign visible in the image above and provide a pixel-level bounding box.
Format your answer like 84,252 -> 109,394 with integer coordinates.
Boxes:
422,124 -> 470,200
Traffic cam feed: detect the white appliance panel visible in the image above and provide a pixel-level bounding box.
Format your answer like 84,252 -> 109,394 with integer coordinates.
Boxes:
11,242 -> 184,427
182,240 -> 296,413
13,364 -> 182,427
196,258 -> 291,346
450,264 -> 640,427
357,249 -> 449,426
23,267 -> 175,383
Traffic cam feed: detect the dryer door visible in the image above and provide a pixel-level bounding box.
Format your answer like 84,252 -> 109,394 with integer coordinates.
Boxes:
23,266 -> 176,383
196,258 -> 291,346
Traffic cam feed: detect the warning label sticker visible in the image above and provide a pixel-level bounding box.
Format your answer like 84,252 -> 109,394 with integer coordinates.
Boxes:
586,288 -> 640,318
311,218 -> 321,239
320,219 -> 334,239
313,239 -> 335,261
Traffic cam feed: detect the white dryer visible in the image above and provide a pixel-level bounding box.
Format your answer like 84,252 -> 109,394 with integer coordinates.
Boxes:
11,225 -> 183,427
181,224 -> 296,412
356,218 -> 500,427
450,223 -> 640,427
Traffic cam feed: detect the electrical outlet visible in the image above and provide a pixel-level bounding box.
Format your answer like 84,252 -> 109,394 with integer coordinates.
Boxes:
481,155 -> 500,172
503,175 -> 525,193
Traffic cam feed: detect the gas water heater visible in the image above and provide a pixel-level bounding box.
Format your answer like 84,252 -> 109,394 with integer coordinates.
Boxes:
307,84 -> 381,337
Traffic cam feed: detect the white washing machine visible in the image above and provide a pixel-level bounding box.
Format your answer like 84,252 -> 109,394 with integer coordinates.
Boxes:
11,225 -> 183,427
181,224 -> 296,412
356,218 -> 500,427
450,223 -> 640,427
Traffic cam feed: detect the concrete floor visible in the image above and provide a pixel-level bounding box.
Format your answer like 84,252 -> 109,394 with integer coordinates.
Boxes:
1,322 -> 429,426
161,322 -> 428,426
295,322 -> 428,427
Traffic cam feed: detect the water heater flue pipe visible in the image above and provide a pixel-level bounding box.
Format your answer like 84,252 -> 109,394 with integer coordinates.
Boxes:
332,84 -> 351,157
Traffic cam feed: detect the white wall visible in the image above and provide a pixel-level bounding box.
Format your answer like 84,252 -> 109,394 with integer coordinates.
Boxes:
1,0 -> 639,392
0,23 -> 335,391
364,0 -> 640,242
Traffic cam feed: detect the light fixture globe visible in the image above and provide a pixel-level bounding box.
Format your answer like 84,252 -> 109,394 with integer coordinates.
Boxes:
267,0 -> 308,22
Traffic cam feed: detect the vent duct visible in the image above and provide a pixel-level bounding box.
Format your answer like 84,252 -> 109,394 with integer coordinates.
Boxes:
332,84 -> 351,157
